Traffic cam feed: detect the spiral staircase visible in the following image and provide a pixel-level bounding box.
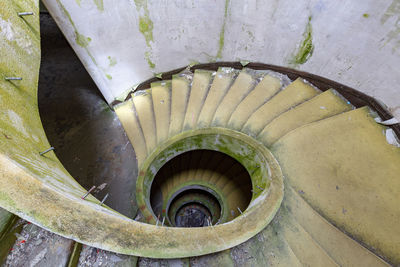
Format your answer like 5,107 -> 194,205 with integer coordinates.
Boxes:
1,0 -> 400,266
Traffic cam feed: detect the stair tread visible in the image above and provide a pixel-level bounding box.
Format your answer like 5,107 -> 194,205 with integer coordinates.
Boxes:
194,150 -> 213,182
199,152 -> 226,182
285,184 -> 389,266
272,106 -> 400,264
190,249 -> 233,267
279,206 -> 340,267
151,81 -> 171,145
258,89 -> 353,147
242,78 -> 320,137
115,100 -> 148,167
228,74 -> 282,130
212,69 -> 256,127
113,67 -> 399,263
231,212 -> 302,267
217,164 -> 245,189
132,91 -> 157,154
208,157 -> 236,185
183,70 -> 214,131
170,74 -> 192,137
197,68 -> 238,128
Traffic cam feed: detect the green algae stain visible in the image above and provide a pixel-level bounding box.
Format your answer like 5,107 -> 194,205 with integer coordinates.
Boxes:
292,16 -> 314,65
134,0 -> 148,11
134,0 -> 156,69
106,74 -> 112,80
139,16 -> 154,46
145,51 -> 155,69
56,0 -> 97,65
380,0 -> 400,52
381,0 -> 400,24
93,0 -> 104,11
107,56 -> 117,67
75,0 -> 81,6
363,13 -> 370,18
216,0 -> 230,59
0,192 -> 16,209
75,33 -> 91,48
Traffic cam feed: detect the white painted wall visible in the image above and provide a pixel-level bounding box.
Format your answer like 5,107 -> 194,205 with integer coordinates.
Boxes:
43,0 -> 400,119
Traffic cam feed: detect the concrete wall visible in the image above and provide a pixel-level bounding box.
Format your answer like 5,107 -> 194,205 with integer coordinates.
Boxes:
43,0 -> 400,119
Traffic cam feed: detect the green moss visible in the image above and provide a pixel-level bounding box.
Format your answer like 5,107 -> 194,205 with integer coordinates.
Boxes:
107,56 -> 117,67
133,0 -> 155,69
292,16 -> 314,65
139,16 -> 154,46
145,51 -> 155,69
136,128 -> 276,223
75,0 -> 81,6
363,13 -> 370,18
106,74 -> 112,80
75,32 -> 91,48
93,0 -> 104,11
216,0 -> 230,59
134,0 -> 147,9
56,0 -> 97,65
0,192 -> 16,210
380,0 -> 400,52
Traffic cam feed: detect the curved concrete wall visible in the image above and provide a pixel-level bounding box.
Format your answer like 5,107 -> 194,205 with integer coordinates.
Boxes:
0,0 -> 126,248
43,0 -> 400,119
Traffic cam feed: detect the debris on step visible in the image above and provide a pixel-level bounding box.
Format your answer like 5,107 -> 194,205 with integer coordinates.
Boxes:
138,257 -> 188,267
4,223 -> 74,267
78,246 -> 137,267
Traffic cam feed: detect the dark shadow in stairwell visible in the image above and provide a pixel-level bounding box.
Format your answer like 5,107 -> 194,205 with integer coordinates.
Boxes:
37,13 -> 137,219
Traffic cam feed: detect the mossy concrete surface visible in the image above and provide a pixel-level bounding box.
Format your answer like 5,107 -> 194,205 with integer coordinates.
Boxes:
0,0 -> 107,211
135,128 -> 284,257
0,0 -> 153,259
0,148 -> 283,258
0,11 -> 284,257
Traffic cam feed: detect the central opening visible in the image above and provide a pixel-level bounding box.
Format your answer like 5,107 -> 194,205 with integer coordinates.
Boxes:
150,149 -> 252,227
175,203 -> 211,227
169,188 -> 221,227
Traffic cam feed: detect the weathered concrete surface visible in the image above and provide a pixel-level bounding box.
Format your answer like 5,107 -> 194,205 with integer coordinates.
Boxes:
3,223 -> 74,267
42,0 -> 400,121
78,245 -> 137,267
0,0 -> 100,211
138,257 -> 189,267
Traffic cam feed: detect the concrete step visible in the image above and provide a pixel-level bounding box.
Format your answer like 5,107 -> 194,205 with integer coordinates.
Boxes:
183,70 -> 215,131
115,99 -> 148,168
197,68 -> 238,128
228,74 -> 282,130
242,78 -> 320,137
169,73 -> 192,137
272,107 -> 400,263
132,91 -> 157,155
259,89 -> 353,147
212,69 -> 257,127
151,80 -> 171,145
